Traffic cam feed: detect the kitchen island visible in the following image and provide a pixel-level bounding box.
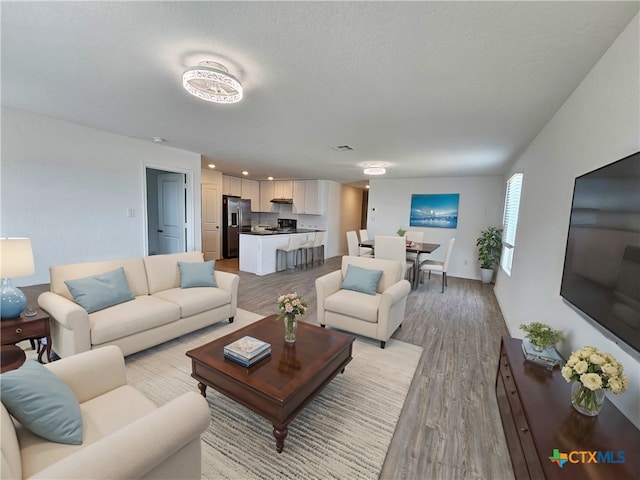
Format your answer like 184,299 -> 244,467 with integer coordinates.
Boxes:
239,230 -> 324,276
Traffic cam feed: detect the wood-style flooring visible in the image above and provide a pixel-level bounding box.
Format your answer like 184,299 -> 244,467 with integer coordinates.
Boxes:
24,256 -> 514,479
216,256 -> 515,480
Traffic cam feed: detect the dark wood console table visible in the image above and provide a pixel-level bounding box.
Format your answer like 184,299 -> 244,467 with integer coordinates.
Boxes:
496,336 -> 639,480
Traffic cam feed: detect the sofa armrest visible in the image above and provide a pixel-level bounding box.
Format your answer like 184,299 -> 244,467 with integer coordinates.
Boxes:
315,270 -> 343,325
214,271 -> 239,315
31,392 -> 211,480
45,345 -> 127,404
377,279 -> 411,339
38,291 -> 91,358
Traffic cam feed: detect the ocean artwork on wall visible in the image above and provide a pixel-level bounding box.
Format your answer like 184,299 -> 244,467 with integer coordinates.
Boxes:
410,193 -> 459,229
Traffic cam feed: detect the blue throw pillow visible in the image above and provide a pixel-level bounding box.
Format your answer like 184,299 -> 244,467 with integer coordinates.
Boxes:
178,261 -> 217,288
64,267 -> 135,313
0,360 -> 83,444
341,264 -> 384,295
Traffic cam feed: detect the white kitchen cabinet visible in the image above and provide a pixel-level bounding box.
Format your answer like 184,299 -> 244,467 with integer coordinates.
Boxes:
273,180 -> 293,199
292,180 -> 328,214
292,180 -> 306,214
259,181 -> 275,212
222,175 -> 242,196
242,178 -> 260,211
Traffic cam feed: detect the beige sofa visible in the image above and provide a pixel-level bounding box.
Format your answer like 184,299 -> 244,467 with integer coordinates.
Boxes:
316,255 -> 411,348
1,346 -> 210,479
38,252 -> 239,358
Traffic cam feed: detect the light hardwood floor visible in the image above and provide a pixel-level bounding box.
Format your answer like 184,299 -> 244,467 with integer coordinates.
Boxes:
25,256 -> 515,479
217,256 -> 515,480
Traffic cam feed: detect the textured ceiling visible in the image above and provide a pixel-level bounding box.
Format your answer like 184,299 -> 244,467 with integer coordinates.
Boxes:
2,2 -> 638,183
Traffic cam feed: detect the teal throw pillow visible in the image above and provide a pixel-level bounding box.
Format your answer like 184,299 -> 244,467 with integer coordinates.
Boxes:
0,360 -> 83,445
178,261 -> 217,288
341,264 -> 384,295
64,267 -> 134,313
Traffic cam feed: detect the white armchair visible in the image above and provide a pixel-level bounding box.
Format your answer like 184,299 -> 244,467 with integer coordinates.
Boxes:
1,346 -> 210,480
315,256 -> 411,348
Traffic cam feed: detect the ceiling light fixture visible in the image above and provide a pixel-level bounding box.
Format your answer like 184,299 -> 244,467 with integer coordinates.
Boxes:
242,171 -> 249,176
362,162 -> 388,176
208,164 -> 216,169
182,61 -> 243,104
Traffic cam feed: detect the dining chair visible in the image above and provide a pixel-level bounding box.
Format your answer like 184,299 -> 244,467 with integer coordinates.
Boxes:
374,235 -> 413,281
419,237 -> 456,293
347,230 -> 373,257
405,230 -> 424,264
359,229 -> 369,242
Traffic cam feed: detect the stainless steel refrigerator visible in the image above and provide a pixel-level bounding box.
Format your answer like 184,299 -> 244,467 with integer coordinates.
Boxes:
222,195 -> 252,258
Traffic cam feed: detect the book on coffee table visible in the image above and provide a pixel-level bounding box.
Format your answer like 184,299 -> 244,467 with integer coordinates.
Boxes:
224,336 -> 271,361
224,347 -> 272,367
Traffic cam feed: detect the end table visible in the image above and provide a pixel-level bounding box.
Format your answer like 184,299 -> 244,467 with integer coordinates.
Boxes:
1,308 -> 52,364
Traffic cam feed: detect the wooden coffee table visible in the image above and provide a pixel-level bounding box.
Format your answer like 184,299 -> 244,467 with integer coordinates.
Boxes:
186,315 -> 355,453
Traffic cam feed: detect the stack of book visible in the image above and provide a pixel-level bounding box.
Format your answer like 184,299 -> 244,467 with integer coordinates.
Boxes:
224,336 -> 271,367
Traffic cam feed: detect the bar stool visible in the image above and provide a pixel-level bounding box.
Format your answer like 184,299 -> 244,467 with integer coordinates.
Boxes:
276,236 -> 304,271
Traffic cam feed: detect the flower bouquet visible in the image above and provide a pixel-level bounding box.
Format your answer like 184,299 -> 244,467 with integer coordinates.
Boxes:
561,346 -> 629,416
277,293 -> 308,343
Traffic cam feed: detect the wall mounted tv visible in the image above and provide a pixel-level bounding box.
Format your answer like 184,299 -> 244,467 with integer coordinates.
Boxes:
560,151 -> 640,355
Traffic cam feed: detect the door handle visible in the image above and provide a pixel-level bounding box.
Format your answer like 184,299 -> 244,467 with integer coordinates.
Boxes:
157,229 -> 164,233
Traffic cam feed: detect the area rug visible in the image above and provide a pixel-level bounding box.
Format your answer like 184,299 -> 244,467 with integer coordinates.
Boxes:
125,309 -> 423,480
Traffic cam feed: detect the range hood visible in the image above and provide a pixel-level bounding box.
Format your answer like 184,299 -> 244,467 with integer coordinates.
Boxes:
270,198 -> 293,204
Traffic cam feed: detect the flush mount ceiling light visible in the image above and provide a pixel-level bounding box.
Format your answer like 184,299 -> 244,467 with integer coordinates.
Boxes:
182,61 -> 243,104
362,162 -> 388,176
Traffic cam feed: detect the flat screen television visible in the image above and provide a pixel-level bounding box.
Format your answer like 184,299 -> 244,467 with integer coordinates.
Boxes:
560,151 -> 640,355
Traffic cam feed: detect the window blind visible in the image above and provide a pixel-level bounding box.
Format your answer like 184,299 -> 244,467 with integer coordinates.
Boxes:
503,173 -> 523,248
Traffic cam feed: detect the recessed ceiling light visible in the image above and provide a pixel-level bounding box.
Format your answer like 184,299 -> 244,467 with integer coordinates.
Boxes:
365,185 -> 370,189
267,176 -> 274,181
361,161 -> 388,176
208,163 -> 216,169
152,137 -> 165,143
242,171 -> 249,176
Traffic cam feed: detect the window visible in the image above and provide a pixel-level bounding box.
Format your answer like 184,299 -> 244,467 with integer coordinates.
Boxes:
501,173 -> 523,275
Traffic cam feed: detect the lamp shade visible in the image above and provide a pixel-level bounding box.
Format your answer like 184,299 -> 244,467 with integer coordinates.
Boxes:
0,238 -> 35,278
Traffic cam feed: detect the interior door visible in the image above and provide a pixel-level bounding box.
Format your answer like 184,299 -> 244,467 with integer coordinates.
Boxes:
202,184 -> 221,260
157,173 -> 186,254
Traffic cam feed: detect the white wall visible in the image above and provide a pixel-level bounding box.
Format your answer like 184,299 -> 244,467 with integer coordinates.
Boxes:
1,107 -> 202,285
367,176 -> 504,279
495,15 -> 640,426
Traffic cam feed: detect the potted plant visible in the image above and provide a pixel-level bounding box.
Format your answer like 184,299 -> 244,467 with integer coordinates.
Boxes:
397,228 -> 407,237
520,322 -> 565,352
476,226 -> 503,283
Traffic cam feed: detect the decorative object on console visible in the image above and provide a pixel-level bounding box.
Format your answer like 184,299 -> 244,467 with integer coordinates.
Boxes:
396,228 -> 407,237
519,322 -> 564,351
277,292 -> 308,343
0,238 -> 35,319
182,61 -> 243,104
476,226 -> 503,283
520,340 -> 563,370
561,346 -> 629,416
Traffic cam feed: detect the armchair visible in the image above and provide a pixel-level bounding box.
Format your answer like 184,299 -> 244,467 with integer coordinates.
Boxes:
1,346 -> 210,479
316,256 -> 411,348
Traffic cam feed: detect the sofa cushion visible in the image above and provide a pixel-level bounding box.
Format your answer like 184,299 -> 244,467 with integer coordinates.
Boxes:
18,385 -> 157,479
89,296 -> 180,345
65,267 -> 135,313
50,257 -> 149,300
0,360 -> 83,445
324,289 -> 381,323
178,260 -> 217,288
143,252 -> 205,294
341,264 -> 383,296
340,256 -> 403,293
153,287 -> 232,318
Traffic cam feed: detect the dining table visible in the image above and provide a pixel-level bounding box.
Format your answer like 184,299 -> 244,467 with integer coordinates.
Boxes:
358,239 -> 440,289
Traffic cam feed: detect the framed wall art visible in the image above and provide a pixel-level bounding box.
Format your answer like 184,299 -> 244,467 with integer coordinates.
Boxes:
409,193 -> 459,229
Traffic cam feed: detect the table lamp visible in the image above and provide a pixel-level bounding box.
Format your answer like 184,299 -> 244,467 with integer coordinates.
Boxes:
1,237 -> 35,319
